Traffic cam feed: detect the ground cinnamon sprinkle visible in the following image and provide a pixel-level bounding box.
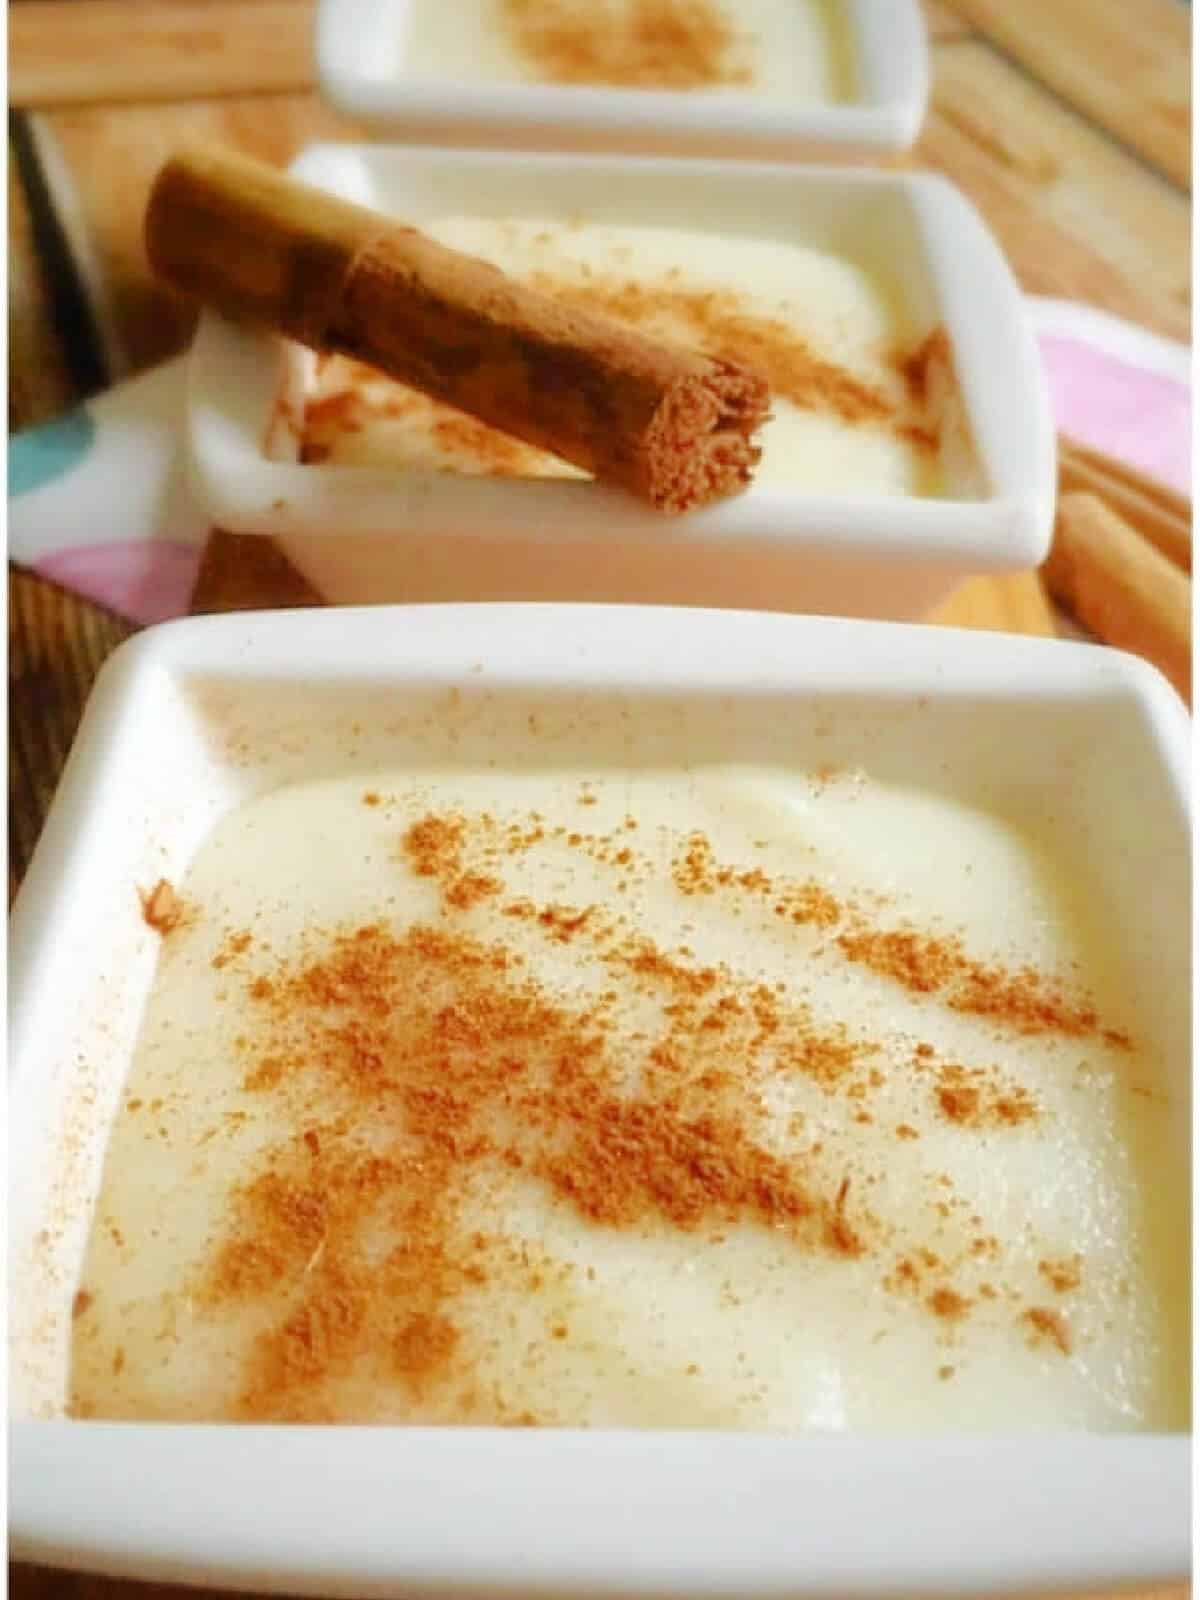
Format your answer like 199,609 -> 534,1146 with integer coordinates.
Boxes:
536,904 -> 594,942
1022,1306 -> 1072,1356
530,272 -> 926,443
156,797 -> 1137,1422
431,412 -> 551,476
303,374 -> 556,477
898,326 -> 952,406
936,1081 -> 980,1122
403,813 -> 466,878
934,1063 -> 1038,1129
498,0 -> 753,90
836,924 -> 1127,1044
445,872 -> 503,912
776,883 -> 842,928
672,831 -> 718,894
212,930 -> 253,970
139,878 -> 185,936
1038,1256 -> 1083,1295
660,828 -> 1118,1051
928,1287 -> 972,1322
197,912 -> 875,1419
304,389 -> 365,437
671,831 -> 843,927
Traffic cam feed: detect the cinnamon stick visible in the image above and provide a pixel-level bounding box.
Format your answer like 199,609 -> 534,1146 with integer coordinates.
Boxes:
1060,435 -> 1191,527
145,144 -> 770,512
1058,439 -> 1191,574
1042,491 -> 1191,705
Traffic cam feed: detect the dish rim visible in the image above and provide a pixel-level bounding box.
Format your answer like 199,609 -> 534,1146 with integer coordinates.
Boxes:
314,0 -> 932,156
10,605 -> 1189,1596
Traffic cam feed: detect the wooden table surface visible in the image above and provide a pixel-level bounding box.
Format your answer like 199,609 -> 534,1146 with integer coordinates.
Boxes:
7,2 -> 1191,1596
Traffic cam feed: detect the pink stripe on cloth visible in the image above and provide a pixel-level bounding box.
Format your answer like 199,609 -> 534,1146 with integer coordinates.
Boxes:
1038,333 -> 1191,496
34,540 -> 202,626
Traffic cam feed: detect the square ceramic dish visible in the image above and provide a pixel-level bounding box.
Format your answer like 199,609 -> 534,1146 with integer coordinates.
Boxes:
186,145 -> 1055,620
316,0 -> 930,161
9,604 -> 1190,1597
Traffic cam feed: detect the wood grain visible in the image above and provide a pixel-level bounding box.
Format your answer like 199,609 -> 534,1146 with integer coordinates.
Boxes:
8,143 -> 80,428
928,570 -> 1059,635
1059,442 -> 1192,574
1043,491 -> 1192,703
7,1565 -> 1188,1600
7,0 -> 974,109
10,0 -> 318,107
919,0 -> 975,42
190,530 -> 323,613
9,1568 -> 265,1600
915,113 -> 1189,344
939,0 -> 1191,191
924,42 -> 1190,340
8,570 -> 135,899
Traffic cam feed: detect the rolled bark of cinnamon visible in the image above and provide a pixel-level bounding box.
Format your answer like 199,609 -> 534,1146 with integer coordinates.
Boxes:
145,144 -> 770,513
1058,440 -> 1191,575
1042,491 -> 1191,705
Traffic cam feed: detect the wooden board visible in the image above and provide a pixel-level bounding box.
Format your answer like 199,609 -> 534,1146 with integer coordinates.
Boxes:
922,42 -> 1190,342
920,0 -> 975,43
9,0 -> 318,107
939,0 -> 1192,191
7,1569 -> 1185,1600
0,0 -> 986,106
7,569 -> 134,898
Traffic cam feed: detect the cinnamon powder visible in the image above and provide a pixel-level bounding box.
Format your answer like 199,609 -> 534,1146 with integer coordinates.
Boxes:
1022,1306 -> 1072,1356
203,914 -> 868,1418
835,925 -> 1129,1044
167,799 -> 1121,1417
139,879 -> 186,936
528,274 -> 930,445
1038,1256 -> 1083,1295
499,0 -> 753,90
933,1063 -> 1038,1130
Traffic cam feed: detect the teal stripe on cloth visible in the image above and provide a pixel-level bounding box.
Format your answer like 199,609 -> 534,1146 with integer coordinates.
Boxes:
9,407 -> 96,497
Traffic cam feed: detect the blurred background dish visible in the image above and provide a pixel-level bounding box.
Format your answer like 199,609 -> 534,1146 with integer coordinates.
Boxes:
316,0 -> 931,160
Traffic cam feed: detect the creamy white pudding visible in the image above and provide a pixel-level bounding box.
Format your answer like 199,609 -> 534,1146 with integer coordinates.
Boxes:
291,219 -> 946,498
69,764 -> 1185,1429
401,0 -> 855,101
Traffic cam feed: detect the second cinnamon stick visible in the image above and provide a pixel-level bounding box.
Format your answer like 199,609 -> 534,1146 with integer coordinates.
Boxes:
145,144 -> 770,513
1042,491 -> 1191,705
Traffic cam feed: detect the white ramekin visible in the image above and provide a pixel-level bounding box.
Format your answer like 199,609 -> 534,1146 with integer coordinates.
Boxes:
185,145 -> 1056,620
9,604 -> 1190,1597
315,0 -> 930,161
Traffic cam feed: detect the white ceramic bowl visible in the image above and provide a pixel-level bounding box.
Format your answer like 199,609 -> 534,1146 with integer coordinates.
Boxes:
9,605 -> 1190,1597
316,0 -> 930,161
187,145 -> 1055,620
